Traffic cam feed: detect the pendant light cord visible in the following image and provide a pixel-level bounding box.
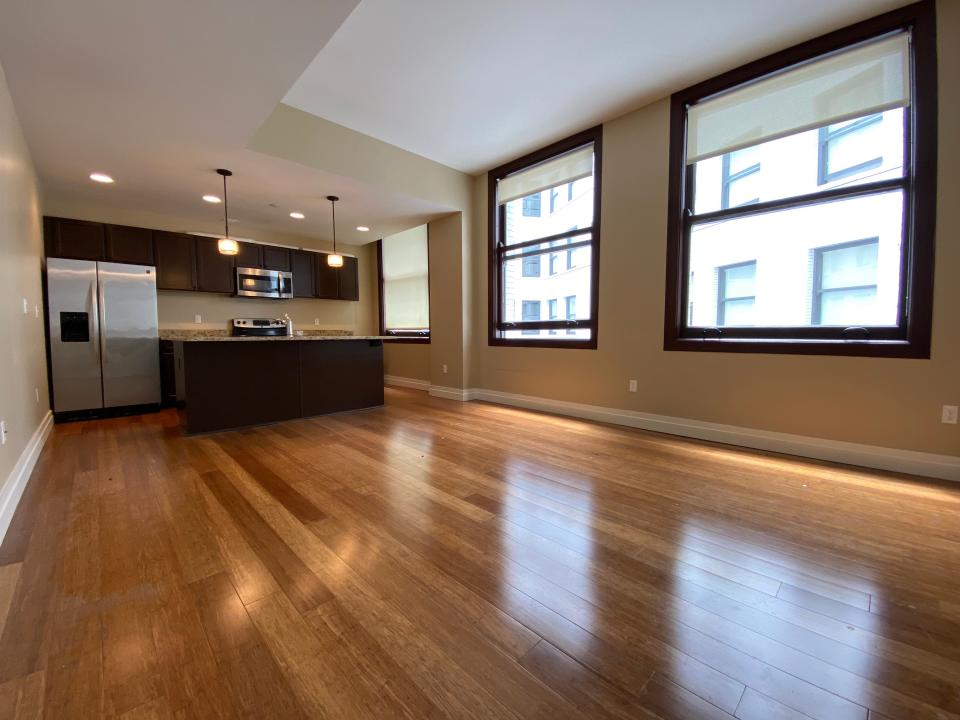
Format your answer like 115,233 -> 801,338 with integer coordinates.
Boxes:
223,172 -> 229,239
330,198 -> 337,255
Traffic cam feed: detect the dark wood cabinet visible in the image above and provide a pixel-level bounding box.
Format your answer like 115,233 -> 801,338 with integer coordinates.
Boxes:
155,231 -> 197,291
262,245 -> 291,272
45,217 -> 105,260
315,253 -> 340,299
291,250 -> 316,298
105,225 -> 154,265
195,236 -> 235,293
235,242 -> 262,269
159,340 -> 177,407
314,252 -> 360,301
338,256 -> 360,300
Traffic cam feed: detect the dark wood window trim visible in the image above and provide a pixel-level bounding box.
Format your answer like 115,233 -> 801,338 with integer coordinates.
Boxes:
664,0 -> 936,359
376,235 -> 431,344
487,125 -> 602,349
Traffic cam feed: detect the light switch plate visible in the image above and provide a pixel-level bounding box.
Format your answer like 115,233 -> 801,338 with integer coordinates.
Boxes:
628,379 -> 638,392
22,298 -> 28,314
0,420 -> 6,445
943,405 -> 959,425
194,314 -> 202,324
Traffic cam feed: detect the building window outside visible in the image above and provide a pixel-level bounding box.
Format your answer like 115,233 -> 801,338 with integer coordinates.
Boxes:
717,261 -> 757,326
522,254 -> 541,277
521,300 -> 541,335
720,148 -> 761,209
818,114 -> 884,185
812,238 -> 879,326
548,298 -> 558,335
522,194 -> 541,217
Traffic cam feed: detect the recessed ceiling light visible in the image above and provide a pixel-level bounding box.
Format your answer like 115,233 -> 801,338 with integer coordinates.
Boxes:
89,173 -> 114,184
356,226 -> 370,232
289,212 -> 305,219
202,194 -> 221,204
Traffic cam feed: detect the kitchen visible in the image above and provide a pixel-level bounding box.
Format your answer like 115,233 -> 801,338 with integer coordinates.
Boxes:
43,188 -> 387,434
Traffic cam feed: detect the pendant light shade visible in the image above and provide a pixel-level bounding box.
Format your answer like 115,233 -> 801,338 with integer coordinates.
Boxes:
326,195 -> 344,267
216,168 -> 239,255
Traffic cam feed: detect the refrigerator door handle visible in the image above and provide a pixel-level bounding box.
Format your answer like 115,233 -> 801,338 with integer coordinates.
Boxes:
98,278 -> 108,365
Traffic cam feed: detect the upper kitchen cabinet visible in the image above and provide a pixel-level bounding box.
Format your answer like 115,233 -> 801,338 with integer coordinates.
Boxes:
195,236 -> 235,293
105,224 -> 154,265
262,245 -> 291,272
45,217 -> 105,260
291,250 -> 316,298
235,242 -> 262,269
338,256 -> 360,301
315,253 -> 339,299
154,231 -> 197,291
315,253 -> 359,301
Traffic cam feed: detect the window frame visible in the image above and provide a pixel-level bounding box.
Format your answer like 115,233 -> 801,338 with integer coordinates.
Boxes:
817,114 -> 885,185
376,235 -> 431,344
663,0 -> 936,358
717,260 -> 757,326
487,125 -> 603,349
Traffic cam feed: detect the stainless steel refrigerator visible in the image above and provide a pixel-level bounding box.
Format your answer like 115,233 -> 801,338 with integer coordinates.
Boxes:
46,258 -> 161,415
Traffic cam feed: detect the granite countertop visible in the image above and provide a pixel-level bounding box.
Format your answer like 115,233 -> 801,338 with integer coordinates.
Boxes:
160,329 -> 389,342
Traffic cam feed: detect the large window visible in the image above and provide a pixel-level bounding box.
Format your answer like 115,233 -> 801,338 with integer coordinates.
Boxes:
665,3 -> 936,357
488,126 -> 602,348
377,225 -> 430,342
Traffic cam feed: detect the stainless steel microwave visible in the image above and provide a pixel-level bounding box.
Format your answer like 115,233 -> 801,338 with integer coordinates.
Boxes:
236,266 -> 293,299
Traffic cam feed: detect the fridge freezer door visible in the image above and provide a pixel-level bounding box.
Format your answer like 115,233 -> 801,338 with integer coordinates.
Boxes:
98,262 -> 161,407
47,258 -> 103,412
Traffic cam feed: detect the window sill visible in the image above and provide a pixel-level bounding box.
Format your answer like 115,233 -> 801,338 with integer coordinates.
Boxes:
664,336 -> 928,359
384,335 -> 431,344
489,337 -> 597,350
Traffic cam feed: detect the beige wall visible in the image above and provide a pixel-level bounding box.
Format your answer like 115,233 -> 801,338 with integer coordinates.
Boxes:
469,1 -> 960,457
0,61 -> 49,487
42,194 -> 378,335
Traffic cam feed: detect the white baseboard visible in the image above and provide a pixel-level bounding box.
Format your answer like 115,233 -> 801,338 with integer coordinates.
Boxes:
0,410 -> 53,544
472,388 -> 959,482
384,375 -> 431,391
428,385 -> 477,402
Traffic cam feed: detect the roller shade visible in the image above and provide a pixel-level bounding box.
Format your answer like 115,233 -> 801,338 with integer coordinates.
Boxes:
686,32 -> 910,164
497,145 -> 594,205
382,225 -> 429,331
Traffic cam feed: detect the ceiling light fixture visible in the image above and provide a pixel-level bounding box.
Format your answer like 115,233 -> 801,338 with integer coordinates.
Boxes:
215,169 -> 239,255
202,194 -> 221,204
356,226 -> 370,232
89,173 -> 114,184
289,211 -> 305,219
326,195 -> 344,268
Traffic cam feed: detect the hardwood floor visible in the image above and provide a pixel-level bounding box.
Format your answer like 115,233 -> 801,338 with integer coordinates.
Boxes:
0,387 -> 958,719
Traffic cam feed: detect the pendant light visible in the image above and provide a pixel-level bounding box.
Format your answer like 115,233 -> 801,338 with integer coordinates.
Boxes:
326,195 -> 344,267
216,168 -> 239,255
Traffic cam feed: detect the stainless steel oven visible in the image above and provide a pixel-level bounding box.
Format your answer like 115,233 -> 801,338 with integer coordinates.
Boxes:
236,266 -> 293,299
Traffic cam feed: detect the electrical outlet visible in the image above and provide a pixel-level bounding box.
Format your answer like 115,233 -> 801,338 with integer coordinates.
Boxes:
34,304 -> 39,318
0,420 -> 7,445
314,318 -> 320,325
22,298 -> 28,315
442,364 -> 448,374
35,387 -> 39,403
943,405 -> 959,425
628,379 -> 638,393
194,314 -> 202,324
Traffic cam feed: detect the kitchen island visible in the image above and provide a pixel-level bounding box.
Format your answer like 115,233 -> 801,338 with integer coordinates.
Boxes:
171,335 -> 386,433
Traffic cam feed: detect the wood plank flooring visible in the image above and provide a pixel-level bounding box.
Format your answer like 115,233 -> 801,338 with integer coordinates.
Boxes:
0,387 -> 958,719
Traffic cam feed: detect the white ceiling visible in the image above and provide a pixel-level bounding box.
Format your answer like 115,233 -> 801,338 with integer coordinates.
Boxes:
0,0 -> 448,245
285,0 -> 912,174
